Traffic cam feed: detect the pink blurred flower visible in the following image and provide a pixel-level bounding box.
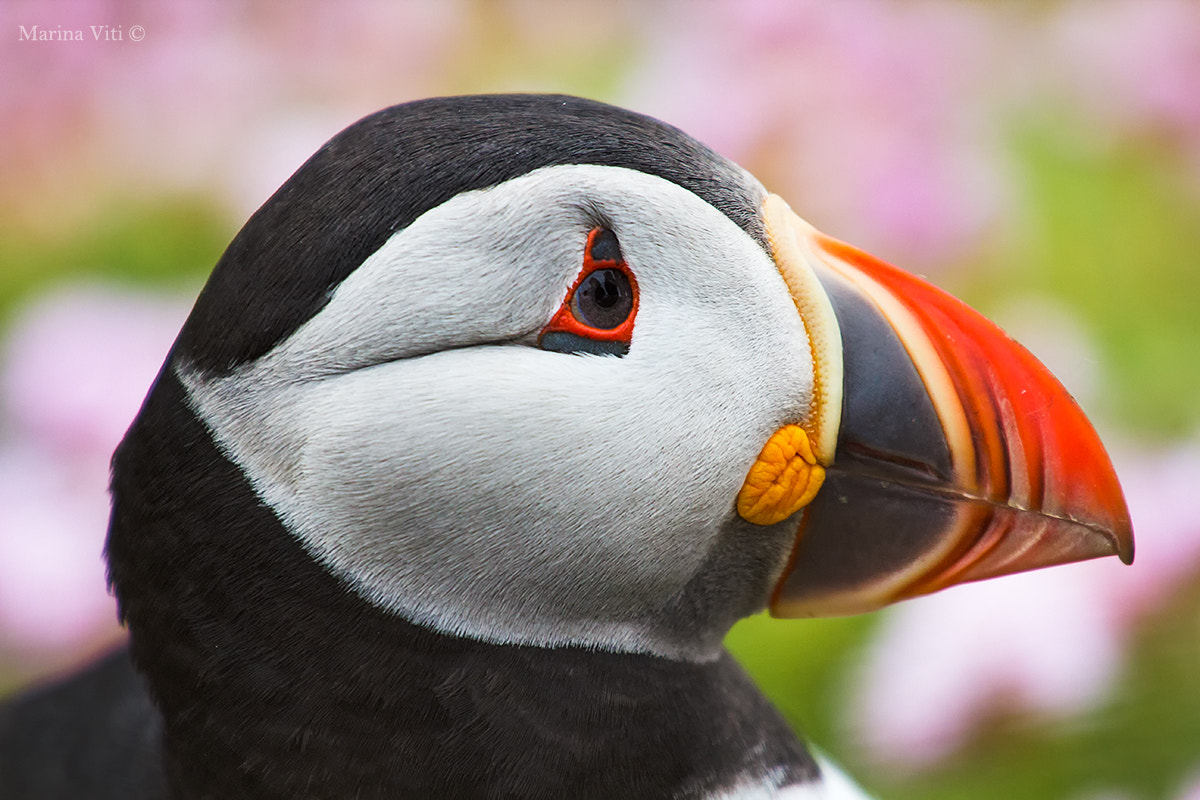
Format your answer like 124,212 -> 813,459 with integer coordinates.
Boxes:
848,438 -> 1200,767
5,0 -> 1197,252
1047,0 -> 1200,143
0,286 -> 189,660
625,0 -> 1010,271
626,0 -> 1200,270
1176,770 -> 1200,800
0,0 -> 463,223
1046,0 -> 1200,186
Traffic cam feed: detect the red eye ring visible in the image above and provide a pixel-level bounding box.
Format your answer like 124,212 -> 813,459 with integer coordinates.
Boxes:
539,228 -> 639,346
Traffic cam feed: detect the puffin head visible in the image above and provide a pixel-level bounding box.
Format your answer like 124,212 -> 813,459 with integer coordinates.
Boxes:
106,95 -> 1133,666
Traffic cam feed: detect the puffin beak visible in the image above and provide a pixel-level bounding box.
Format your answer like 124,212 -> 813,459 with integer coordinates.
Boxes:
748,196 -> 1134,618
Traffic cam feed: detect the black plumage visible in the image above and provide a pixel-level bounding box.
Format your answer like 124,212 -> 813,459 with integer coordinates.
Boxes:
0,90 -> 1134,800
0,95 -> 819,799
177,94 -> 766,376
0,649 -> 167,799
101,369 -> 817,798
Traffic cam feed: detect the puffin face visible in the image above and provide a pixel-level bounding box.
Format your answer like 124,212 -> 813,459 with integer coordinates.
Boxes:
128,95 -> 1132,663
181,164 -> 817,658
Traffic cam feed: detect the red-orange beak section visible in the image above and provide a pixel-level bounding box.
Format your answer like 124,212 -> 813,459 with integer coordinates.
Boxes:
764,203 -> 1133,617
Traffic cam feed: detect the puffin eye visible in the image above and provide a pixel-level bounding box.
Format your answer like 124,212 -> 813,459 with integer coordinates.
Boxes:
570,269 -> 633,330
538,227 -> 639,357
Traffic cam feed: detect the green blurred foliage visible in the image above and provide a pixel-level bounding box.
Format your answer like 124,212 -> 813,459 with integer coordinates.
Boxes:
726,613 -> 877,750
728,567 -> 1200,800
443,0 -> 635,100
967,123 -> 1200,439
0,198 -> 230,327
3,25 -> 1198,797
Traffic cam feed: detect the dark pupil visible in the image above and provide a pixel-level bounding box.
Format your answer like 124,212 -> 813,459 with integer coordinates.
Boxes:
572,269 -> 633,330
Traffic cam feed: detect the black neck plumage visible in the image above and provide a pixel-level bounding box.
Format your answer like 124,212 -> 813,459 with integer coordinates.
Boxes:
105,368 -> 816,799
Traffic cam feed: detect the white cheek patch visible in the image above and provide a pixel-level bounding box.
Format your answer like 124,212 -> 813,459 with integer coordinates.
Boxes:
181,164 -> 816,659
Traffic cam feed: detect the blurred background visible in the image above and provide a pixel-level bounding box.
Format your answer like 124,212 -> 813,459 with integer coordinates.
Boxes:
1,1 -> 1199,797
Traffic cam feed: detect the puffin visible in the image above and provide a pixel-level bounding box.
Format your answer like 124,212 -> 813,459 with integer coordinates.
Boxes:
0,94 -> 1133,799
